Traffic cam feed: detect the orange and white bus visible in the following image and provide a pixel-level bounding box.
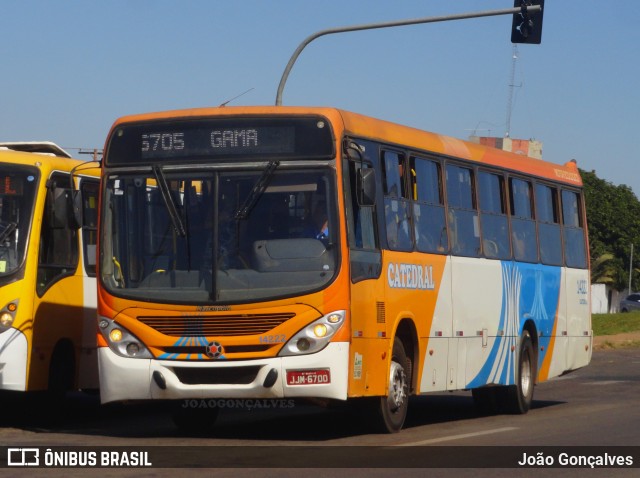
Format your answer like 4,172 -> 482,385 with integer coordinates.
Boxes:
0,142 -> 100,398
97,106 -> 591,432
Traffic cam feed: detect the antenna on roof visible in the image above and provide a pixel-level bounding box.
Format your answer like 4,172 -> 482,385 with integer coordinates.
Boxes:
505,45 -> 522,138
219,88 -> 255,107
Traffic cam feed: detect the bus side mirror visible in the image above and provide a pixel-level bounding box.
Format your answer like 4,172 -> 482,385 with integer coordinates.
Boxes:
357,168 -> 376,207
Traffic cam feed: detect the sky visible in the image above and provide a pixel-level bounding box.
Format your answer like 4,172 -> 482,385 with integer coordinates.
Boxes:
1,1 -> 639,195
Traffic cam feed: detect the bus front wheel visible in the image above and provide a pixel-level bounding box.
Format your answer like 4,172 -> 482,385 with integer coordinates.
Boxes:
373,337 -> 409,433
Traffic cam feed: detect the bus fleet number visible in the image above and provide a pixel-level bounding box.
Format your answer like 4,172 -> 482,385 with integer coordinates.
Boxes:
259,334 -> 286,344
142,133 -> 185,153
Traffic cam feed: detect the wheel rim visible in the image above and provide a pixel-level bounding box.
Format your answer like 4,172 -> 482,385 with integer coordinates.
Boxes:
520,350 -> 532,398
387,360 -> 407,411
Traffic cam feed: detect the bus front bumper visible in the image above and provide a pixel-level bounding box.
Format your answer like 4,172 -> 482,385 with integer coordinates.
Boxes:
98,342 -> 349,404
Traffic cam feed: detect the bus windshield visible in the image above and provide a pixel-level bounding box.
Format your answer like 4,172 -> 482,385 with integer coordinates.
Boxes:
101,167 -> 337,304
0,165 -> 39,279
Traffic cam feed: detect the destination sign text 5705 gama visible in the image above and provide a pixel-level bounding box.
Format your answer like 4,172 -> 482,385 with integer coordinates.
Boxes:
105,116 -> 334,165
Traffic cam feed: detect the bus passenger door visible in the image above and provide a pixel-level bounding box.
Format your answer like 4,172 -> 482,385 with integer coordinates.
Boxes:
77,178 -> 99,390
343,148 -> 386,397
29,174 -> 84,392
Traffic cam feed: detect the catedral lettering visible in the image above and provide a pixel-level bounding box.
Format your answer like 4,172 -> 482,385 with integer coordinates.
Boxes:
387,263 -> 435,290
97,104 -> 590,434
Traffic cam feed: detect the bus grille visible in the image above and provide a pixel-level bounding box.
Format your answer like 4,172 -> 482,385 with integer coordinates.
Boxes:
138,313 -> 295,337
171,366 -> 262,385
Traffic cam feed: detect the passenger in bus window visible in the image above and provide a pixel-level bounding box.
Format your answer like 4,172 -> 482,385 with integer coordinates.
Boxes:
511,227 -> 526,259
385,200 -> 411,250
512,225 -> 536,262
304,203 -> 329,240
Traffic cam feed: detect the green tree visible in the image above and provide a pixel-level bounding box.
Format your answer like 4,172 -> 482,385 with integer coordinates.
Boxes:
581,169 -> 640,291
590,252 -> 616,285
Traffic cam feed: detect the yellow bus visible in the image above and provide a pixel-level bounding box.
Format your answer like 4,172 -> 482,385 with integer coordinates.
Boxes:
0,142 -> 100,399
97,106 -> 591,432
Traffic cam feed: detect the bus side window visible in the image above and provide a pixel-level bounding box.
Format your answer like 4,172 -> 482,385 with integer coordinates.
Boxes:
382,150 -> 412,251
536,183 -> 562,266
446,164 -> 479,257
37,174 -> 79,295
412,156 -> 447,253
81,179 -> 99,276
509,177 -> 537,263
562,189 -> 587,269
349,161 -> 377,250
478,171 -> 510,259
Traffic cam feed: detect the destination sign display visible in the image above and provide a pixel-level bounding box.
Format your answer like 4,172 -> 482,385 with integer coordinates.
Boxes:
0,175 -> 24,196
105,116 -> 335,166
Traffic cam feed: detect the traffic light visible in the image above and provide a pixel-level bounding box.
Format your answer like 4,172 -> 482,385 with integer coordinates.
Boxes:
511,0 -> 544,44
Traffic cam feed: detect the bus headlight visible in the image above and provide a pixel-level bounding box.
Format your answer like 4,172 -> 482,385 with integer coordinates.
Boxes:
0,312 -> 14,328
109,328 -> 123,342
98,316 -> 153,359
279,310 -> 346,357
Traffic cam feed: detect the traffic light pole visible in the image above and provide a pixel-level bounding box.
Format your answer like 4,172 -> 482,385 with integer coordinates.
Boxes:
275,4 -> 542,106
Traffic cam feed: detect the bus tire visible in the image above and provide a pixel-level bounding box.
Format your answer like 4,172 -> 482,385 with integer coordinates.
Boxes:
373,337 -> 409,433
505,330 -> 535,414
48,344 -> 74,400
42,343 -> 75,422
472,387 -> 500,415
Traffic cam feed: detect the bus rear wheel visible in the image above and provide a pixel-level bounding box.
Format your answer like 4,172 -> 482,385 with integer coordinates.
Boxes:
505,330 -> 535,414
372,337 -> 409,433
472,387 -> 500,415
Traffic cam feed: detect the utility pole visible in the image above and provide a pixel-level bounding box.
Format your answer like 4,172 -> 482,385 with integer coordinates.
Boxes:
630,243 -> 635,293
79,148 -> 102,161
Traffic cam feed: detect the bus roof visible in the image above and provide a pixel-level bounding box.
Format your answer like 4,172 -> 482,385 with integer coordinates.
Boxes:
107,106 -> 582,187
0,146 -> 100,177
0,141 -> 72,158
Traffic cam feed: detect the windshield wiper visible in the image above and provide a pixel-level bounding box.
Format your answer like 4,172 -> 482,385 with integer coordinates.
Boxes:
234,161 -> 279,220
153,165 -> 186,237
0,222 -> 17,245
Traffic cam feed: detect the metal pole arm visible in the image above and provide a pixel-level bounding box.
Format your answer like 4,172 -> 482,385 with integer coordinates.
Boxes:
275,5 -> 541,106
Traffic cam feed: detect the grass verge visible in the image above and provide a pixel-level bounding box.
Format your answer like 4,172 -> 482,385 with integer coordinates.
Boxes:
592,310 -> 640,336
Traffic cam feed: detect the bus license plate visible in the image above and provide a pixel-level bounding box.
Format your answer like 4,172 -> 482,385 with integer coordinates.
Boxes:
286,369 -> 331,385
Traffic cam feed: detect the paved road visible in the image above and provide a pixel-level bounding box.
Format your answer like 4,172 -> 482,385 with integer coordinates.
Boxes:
0,347 -> 638,475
